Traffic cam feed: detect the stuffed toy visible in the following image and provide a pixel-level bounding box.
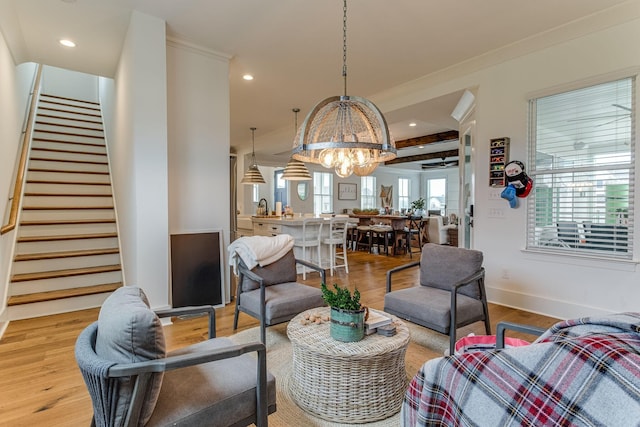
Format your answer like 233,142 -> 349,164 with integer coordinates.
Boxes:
501,184 -> 517,208
504,160 -> 533,198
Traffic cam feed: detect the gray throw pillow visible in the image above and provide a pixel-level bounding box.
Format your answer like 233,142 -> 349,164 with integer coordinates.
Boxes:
95,286 -> 166,426
241,249 -> 298,291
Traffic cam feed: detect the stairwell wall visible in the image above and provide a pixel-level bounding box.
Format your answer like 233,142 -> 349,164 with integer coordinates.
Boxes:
0,24 -> 37,327
101,11 -> 170,310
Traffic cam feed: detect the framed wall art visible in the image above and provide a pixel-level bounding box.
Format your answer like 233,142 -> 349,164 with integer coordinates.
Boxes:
338,183 -> 357,200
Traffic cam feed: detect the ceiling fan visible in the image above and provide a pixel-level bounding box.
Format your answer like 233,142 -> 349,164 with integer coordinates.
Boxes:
421,157 -> 459,170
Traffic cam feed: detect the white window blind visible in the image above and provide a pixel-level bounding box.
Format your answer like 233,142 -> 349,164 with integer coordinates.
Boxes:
314,172 -> 333,215
398,178 -> 409,211
361,176 -> 376,209
527,77 -> 635,258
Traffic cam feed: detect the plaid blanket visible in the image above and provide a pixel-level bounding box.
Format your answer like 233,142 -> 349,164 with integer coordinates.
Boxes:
402,312 -> 640,427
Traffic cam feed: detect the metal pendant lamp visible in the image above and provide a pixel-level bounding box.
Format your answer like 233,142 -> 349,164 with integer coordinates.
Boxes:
291,0 -> 396,178
241,127 -> 265,184
283,108 -> 312,181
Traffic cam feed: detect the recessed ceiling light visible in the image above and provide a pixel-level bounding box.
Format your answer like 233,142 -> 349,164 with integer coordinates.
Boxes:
409,122 -> 417,127
59,39 -> 76,47
243,74 -> 254,81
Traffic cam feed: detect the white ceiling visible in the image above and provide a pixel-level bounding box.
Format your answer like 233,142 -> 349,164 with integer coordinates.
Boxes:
1,0 -> 633,168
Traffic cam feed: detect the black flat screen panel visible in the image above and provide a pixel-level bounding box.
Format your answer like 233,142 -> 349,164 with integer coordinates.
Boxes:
170,232 -> 222,307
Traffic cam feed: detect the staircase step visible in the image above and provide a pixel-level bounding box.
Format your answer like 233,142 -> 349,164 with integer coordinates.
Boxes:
35,120 -> 103,133
40,93 -> 101,107
17,221 -> 117,237
11,264 -> 121,283
37,112 -> 103,126
22,205 -> 114,210
19,209 -> 115,222
38,100 -> 101,114
17,232 -> 117,243
28,167 -> 109,175
12,252 -> 121,275
31,146 -> 107,157
38,106 -> 102,119
7,283 -> 122,306
32,137 -> 106,150
30,156 -> 108,166
24,192 -> 112,197
24,182 -> 112,195
15,247 -> 119,261
20,219 -> 116,227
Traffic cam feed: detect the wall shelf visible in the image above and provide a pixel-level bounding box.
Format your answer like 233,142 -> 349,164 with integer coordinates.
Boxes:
489,137 -> 510,187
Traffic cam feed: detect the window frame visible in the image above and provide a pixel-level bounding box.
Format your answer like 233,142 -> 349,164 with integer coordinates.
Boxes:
526,74 -> 636,260
313,172 -> 333,215
360,176 -> 376,209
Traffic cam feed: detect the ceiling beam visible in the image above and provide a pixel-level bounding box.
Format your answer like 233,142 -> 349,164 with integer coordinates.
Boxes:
394,130 -> 459,149
385,149 -> 459,165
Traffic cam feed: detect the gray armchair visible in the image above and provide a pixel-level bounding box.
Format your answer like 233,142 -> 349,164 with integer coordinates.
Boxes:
234,249 -> 326,344
75,286 -> 276,427
384,243 -> 491,355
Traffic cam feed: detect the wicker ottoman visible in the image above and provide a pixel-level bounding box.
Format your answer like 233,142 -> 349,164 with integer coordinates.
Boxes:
287,307 -> 410,423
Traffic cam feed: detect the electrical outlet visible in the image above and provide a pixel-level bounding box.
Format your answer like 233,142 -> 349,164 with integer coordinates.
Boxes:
501,268 -> 510,279
488,207 -> 505,218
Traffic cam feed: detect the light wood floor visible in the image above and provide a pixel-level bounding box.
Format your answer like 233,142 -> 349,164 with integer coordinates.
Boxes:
0,250 -> 560,426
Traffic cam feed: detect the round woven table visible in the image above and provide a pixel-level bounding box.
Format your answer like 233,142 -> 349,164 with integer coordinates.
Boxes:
286,307 -> 410,423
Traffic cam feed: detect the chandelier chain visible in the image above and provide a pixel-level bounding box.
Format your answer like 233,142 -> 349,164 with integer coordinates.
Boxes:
342,0 -> 348,97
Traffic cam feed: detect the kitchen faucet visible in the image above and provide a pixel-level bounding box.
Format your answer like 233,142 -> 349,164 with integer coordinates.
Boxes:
257,198 -> 268,216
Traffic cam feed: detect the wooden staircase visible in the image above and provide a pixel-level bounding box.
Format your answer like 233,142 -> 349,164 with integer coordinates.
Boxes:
7,94 -> 122,320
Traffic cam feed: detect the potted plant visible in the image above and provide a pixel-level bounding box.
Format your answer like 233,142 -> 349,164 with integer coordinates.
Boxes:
410,197 -> 426,217
321,283 -> 366,342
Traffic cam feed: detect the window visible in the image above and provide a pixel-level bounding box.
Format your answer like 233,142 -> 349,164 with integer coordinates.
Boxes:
252,184 -> 259,203
398,178 -> 410,211
361,176 -> 376,209
427,178 -> 446,215
527,76 -> 635,258
313,172 -> 333,215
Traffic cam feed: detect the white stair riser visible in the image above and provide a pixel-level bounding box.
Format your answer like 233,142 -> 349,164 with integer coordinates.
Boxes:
12,253 -> 121,275
35,115 -> 102,130
28,159 -> 109,173
29,149 -> 107,163
38,101 -> 101,116
20,209 -> 116,222
39,96 -> 100,108
31,130 -> 104,145
7,293 -> 111,321
31,139 -> 106,154
16,237 -> 120,254
26,170 -> 110,183
24,182 -> 112,195
22,195 -> 113,208
37,107 -> 101,122
18,222 -> 117,237
34,123 -> 104,138
10,270 -> 122,295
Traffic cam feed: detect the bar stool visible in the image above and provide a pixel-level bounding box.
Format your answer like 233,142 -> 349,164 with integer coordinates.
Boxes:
355,225 -> 372,252
293,218 -> 324,279
370,224 -> 394,255
322,217 -> 349,275
405,216 -> 423,258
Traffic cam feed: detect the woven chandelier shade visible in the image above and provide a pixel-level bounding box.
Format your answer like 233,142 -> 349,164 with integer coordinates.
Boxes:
292,95 -> 396,177
282,158 -> 312,180
241,127 -> 265,184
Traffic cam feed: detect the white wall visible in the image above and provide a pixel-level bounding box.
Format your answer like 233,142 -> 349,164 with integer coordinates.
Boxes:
374,12 -> 640,319
0,27 -> 36,326
107,11 -> 169,309
41,65 -> 98,102
166,39 -> 231,298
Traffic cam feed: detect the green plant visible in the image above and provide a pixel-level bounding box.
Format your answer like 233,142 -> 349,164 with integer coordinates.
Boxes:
411,197 -> 425,210
321,283 -> 361,311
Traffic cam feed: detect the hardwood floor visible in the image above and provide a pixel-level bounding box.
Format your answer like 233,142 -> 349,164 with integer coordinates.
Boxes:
0,249 -> 560,426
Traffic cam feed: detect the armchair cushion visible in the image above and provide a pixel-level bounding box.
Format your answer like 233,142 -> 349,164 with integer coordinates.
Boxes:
95,286 -> 166,426
241,249 -> 297,291
384,286 -> 485,333
419,243 -> 483,299
147,337 -> 277,426
239,282 -> 325,324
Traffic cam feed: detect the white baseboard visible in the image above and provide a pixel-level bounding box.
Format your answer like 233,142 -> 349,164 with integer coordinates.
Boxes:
486,286 -> 614,320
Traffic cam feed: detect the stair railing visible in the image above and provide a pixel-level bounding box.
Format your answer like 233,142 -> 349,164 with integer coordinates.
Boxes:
1,64 -> 43,235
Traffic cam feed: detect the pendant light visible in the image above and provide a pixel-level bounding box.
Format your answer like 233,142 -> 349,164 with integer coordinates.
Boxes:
241,127 -> 265,184
291,0 -> 396,178
282,108 -> 312,180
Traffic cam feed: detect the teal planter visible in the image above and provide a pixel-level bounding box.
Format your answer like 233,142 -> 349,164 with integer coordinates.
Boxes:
330,307 -> 365,342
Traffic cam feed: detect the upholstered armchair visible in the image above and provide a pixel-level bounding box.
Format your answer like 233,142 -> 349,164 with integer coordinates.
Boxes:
234,249 -> 326,344
75,286 -> 276,427
384,243 -> 491,356
402,312 -> 640,426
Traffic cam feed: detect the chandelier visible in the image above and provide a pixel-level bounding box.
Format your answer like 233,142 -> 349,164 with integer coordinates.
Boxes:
291,0 -> 396,178
241,127 -> 265,184
282,108 -> 312,180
